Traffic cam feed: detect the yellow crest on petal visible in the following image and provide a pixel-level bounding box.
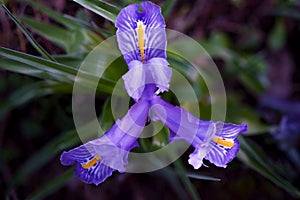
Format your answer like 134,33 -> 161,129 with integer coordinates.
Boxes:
137,21 -> 145,63
82,155 -> 101,169
212,137 -> 234,148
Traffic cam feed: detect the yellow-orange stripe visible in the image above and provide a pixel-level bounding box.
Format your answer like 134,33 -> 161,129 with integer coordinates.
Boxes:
212,137 -> 234,148
82,155 -> 101,169
137,22 -> 145,63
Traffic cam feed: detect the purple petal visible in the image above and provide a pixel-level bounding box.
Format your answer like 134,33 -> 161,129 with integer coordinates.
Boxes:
204,122 -> 247,167
123,58 -> 171,100
116,1 -> 166,64
205,138 -> 240,168
74,161 -> 114,186
215,121 -> 248,139
122,60 -> 146,101
60,99 -> 150,184
151,96 -> 247,168
60,142 -> 116,185
150,96 -> 207,144
148,58 -> 171,94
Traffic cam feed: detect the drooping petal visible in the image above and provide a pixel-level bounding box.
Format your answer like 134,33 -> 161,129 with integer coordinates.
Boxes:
60,99 -> 150,185
74,161 -> 114,186
188,143 -> 209,169
205,138 -> 240,168
60,142 -> 115,185
150,96 -> 247,168
204,122 -> 247,168
116,1 -> 166,64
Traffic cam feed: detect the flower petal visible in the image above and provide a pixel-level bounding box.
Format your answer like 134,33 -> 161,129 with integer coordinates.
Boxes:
122,60 -> 146,101
60,142 -> 115,185
151,96 -> 207,144
151,96 -> 247,168
147,58 -> 172,94
74,160 -> 115,186
188,143 -> 208,169
204,122 -> 247,167
60,99 -> 150,184
123,58 -> 171,100
205,138 -> 240,168
116,1 -> 166,64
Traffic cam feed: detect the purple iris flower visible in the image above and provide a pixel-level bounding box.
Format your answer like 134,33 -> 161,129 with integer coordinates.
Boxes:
60,100 -> 150,185
116,1 -> 172,101
61,1 -> 247,185
150,96 -> 248,169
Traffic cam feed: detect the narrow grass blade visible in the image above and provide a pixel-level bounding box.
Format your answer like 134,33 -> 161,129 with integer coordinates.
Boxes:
174,159 -> 201,200
26,168 -> 74,200
238,136 -> 300,198
25,0 -> 80,29
0,3 -> 55,61
10,130 -> 80,188
73,0 -> 119,23
186,172 -> 221,181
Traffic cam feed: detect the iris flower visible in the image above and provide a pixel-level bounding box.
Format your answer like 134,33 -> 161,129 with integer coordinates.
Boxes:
60,1 -> 247,185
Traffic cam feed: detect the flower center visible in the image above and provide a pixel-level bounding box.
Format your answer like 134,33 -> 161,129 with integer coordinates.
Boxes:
82,155 -> 101,169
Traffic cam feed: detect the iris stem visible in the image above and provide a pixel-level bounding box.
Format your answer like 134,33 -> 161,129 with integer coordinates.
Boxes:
174,159 -> 201,200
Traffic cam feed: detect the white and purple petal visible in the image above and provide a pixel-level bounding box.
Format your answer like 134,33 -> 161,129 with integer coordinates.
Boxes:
150,96 -> 247,168
204,122 -> 247,167
60,142 -> 115,185
122,60 -> 146,101
123,58 -> 171,100
116,1 -> 166,64
148,58 -> 172,94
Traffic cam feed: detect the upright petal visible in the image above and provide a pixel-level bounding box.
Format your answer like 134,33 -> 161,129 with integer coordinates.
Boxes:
60,99 -> 150,185
123,58 -> 171,100
116,1 -> 166,64
147,58 -> 172,94
122,60 -> 146,101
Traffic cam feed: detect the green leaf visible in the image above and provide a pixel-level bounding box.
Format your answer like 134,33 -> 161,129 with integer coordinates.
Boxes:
186,172 -> 221,181
162,0 -> 176,18
20,16 -> 76,52
0,58 -> 65,82
73,0 -> 119,23
26,168 -> 74,200
0,81 -> 73,118
0,82 -> 52,117
268,19 -> 286,51
25,0 -> 81,29
173,159 -> 201,200
99,97 -> 114,132
0,3 -> 55,61
0,47 -> 77,81
0,47 -> 116,94
19,16 -> 99,53
270,7 -> 300,20
10,130 -> 80,188
156,167 -> 195,200
238,136 -> 300,198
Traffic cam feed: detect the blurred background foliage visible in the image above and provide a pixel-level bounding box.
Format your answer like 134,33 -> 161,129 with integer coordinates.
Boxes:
0,0 -> 300,199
